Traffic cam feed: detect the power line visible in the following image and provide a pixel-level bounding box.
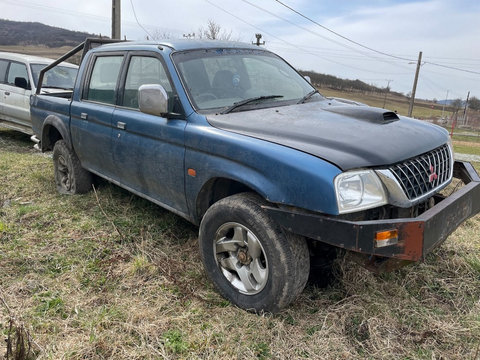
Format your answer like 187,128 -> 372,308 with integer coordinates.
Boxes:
129,0 -> 153,39
202,0 -> 411,75
423,61 -> 480,75
2,0 -> 175,37
272,0 -> 416,62
273,0 -> 480,76
239,0 -> 373,57
239,0 -> 420,73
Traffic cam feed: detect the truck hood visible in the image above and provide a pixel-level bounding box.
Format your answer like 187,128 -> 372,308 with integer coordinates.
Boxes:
206,99 -> 449,170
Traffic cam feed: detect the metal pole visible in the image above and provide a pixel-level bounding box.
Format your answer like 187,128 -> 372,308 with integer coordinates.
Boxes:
462,91 -> 470,126
408,51 -> 422,118
112,0 -> 121,39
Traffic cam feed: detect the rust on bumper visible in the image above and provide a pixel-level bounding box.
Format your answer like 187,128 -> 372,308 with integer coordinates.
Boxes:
264,161 -> 480,263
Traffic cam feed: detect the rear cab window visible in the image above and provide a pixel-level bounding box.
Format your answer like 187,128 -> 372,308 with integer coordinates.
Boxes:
84,55 -> 123,105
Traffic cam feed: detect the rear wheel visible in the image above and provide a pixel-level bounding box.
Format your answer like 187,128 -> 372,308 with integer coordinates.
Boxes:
199,193 -> 310,312
53,140 -> 92,194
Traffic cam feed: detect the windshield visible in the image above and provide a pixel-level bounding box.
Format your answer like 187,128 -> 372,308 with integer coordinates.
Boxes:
173,48 -> 320,113
31,64 -> 78,89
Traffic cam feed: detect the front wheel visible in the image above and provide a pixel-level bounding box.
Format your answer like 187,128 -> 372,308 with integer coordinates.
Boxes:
52,140 -> 92,194
199,193 -> 310,313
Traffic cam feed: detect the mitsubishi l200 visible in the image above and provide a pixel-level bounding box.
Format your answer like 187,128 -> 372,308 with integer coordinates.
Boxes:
30,39 -> 480,312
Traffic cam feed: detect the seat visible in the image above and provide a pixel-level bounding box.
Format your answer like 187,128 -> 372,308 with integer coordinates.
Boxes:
212,70 -> 242,97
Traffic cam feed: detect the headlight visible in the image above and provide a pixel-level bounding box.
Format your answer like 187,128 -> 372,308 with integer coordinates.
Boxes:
334,170 -> 387,214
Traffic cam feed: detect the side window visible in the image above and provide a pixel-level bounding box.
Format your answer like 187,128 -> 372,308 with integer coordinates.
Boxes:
122,56 -> 172,109
0,60 -> 8,83
6,62 -> 29,88
86,56 -> 123,105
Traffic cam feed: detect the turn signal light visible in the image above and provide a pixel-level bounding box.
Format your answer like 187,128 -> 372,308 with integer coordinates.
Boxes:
374,229 -> 398,248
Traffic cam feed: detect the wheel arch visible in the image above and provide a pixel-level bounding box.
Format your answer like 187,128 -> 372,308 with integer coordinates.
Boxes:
41,115 -> 71,151
195,177 -> 263,224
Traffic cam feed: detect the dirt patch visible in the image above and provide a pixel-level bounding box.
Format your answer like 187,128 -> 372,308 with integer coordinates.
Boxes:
453,140 -> 480,148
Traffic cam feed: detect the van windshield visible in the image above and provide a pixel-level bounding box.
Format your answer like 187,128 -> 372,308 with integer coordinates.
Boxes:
31,64 -> 78,90
173,48 -> 320,113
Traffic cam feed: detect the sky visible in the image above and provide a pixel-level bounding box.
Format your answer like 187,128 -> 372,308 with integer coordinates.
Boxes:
1,0 -> 479,101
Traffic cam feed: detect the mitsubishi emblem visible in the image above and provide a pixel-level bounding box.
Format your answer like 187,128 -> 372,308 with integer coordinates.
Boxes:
428,164 -> 438,183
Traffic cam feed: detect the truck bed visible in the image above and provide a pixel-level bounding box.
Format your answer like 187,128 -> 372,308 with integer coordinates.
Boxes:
31,93 -> 72,138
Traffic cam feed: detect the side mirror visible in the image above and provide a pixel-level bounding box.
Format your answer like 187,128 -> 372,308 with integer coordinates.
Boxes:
138,84 -> 168,116
15,77 -> 29,90
304,76 -> 311,84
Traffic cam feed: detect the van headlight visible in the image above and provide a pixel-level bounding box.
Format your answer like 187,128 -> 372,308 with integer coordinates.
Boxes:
334,170 -> 387,214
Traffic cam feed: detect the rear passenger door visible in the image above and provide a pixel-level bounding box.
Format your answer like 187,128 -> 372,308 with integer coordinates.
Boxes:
70,53 -> 124,178
2,61 -> 31,126
111,52 -> 188,214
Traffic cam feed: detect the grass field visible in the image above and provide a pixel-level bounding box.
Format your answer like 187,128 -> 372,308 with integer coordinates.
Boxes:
1,129 -> 480,359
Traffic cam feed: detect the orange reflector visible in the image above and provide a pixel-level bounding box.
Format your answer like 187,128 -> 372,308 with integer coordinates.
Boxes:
374,229 -> 398,248
187,168 -> 197,177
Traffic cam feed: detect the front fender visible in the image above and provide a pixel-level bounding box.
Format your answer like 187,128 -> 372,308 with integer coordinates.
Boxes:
185,123 -> 342,221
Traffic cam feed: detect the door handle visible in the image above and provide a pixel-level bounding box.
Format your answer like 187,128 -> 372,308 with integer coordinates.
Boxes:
4,91 -> 10,96
80,112 -> 88,120
117,121 -> 126,130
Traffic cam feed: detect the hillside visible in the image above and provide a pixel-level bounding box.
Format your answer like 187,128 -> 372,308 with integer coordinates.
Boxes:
0,18 -> 102,48
300,70 -> 384,94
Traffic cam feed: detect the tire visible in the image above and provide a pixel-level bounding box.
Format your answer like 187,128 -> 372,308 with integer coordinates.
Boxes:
199,193 -> 310,313
52,140 -> 92,194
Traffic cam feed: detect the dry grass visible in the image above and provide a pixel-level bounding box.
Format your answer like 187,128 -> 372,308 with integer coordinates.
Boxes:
1,128 -> 479,359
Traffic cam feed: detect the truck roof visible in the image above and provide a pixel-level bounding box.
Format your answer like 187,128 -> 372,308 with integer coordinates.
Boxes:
96,39 -> 261,52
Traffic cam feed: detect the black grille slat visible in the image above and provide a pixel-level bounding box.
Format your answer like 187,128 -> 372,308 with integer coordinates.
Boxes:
389,144 -> 452,200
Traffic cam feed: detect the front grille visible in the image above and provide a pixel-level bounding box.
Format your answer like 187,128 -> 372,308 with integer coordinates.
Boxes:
389,144 -> 452,200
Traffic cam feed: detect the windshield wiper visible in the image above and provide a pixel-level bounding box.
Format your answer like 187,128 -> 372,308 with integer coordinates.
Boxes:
221,95 -> 284,114
298,89 -> 319,104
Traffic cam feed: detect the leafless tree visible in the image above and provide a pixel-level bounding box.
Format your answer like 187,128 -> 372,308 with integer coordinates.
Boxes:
198,19 -> 232,40
148,28 -> 173,40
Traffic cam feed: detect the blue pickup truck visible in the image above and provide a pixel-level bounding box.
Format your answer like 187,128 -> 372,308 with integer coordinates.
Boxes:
31,39 -> 480,312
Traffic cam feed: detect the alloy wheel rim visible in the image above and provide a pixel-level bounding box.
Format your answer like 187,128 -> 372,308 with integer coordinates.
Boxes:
214,222 -> 268,295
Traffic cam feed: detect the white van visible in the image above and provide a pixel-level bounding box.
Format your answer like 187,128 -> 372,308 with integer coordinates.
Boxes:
0,52 -> 78,135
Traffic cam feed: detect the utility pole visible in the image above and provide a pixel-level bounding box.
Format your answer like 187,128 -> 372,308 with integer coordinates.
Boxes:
382,79 -> 393,108
462,91 -> 470,126
441,89 -> 449,120
408,51 -> 422,118
252,34 -> 265,46
112,0 -> 121,39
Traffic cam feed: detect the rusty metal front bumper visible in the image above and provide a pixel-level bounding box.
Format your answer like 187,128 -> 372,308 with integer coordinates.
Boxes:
265,161 -> 480,263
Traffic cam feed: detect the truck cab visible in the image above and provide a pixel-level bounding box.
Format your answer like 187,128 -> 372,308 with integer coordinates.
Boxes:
30,39 -> 480,313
